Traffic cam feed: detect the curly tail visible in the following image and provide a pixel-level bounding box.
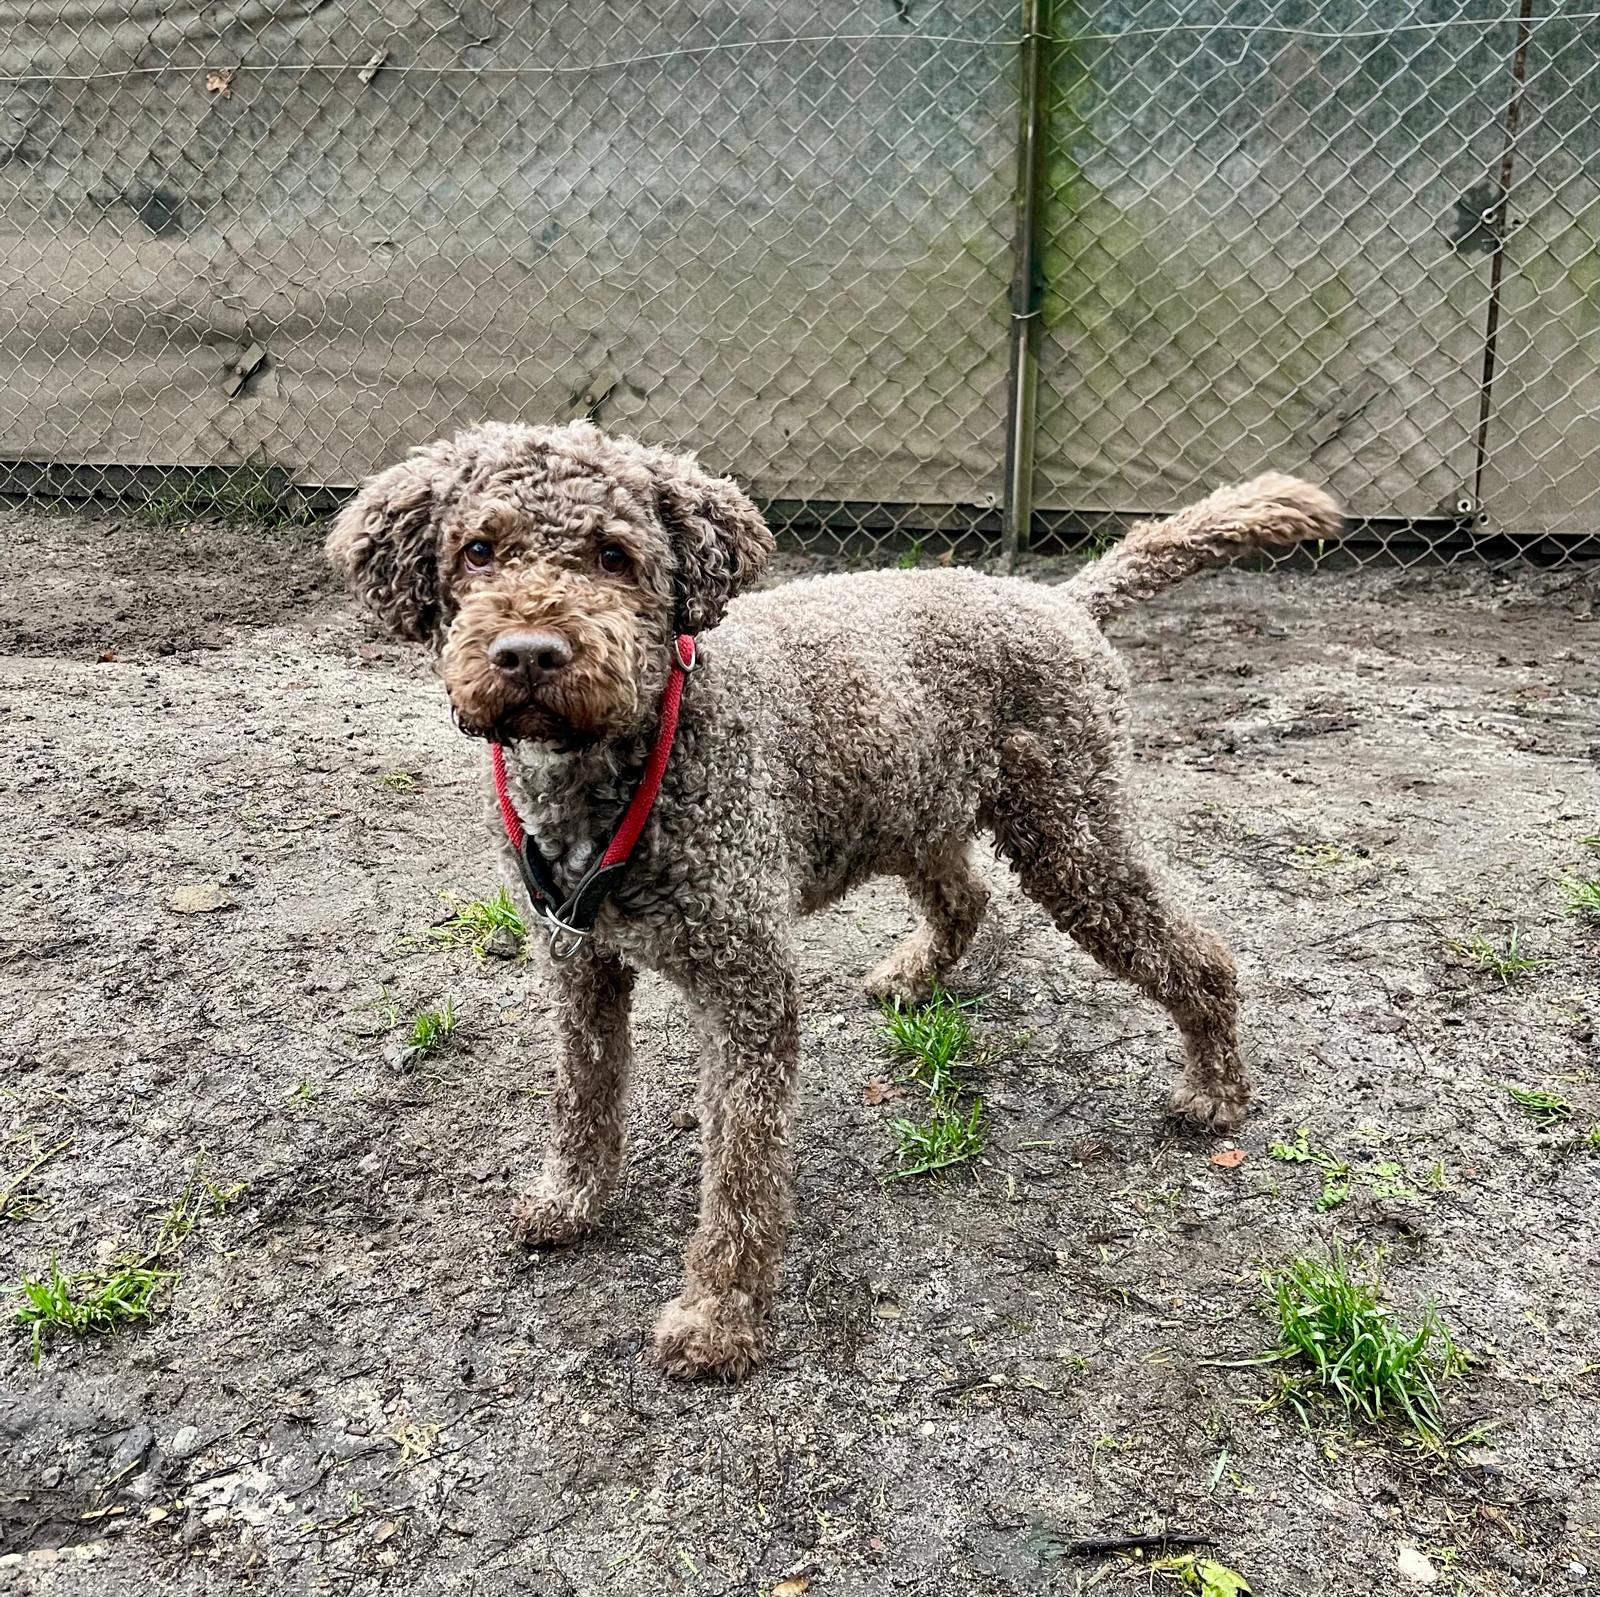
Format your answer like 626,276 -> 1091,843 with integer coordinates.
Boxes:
1065,473 -> 1344,623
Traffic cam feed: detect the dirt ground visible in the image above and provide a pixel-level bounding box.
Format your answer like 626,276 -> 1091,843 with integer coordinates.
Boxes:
1,505 -> 1596,1597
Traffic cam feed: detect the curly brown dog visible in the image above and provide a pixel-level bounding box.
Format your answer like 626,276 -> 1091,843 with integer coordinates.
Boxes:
328,421 -> 1341,1379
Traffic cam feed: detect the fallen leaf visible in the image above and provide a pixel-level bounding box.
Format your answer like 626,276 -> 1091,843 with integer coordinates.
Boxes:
98,650 -> 119,663
1155,1555 -> 1251,1597
862,1078 -> 901,1106
372,1520 -> 399,1544
168,882 -> 236,914
1210,1149 -> 1246,1170
1197,1561 -> 1252,1597
206,68 -> 234,96
1397,1545 -> 1438,1585
871,1289 -> 901,1320
771,1566 -> 821,1597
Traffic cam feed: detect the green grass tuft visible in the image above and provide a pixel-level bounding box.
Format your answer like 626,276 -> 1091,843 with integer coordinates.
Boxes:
1505,1084 -> 1573,1128
1267,1251 -> 1465,1440
9,1154 -> 242,1363
428,888 -> 528,960
880,987 -> 975,1099
887,1100 -> 987,1181
1560,877 -> 1600,919
406,997 -> 460,1058
378,769 -> 419,794
14,1260 -> 172,1364
877,988 -> 987,1179
1449,926 -> 1551,987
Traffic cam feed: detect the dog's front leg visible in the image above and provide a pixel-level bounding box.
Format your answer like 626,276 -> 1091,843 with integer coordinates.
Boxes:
511,943 -> 634,1246
653,926 -> 799,1380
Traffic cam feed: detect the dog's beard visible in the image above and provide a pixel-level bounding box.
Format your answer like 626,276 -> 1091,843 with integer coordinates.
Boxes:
449,695 -> 600,751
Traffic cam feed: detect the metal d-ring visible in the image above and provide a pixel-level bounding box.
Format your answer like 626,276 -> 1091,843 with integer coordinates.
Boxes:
545,917 -> 590,961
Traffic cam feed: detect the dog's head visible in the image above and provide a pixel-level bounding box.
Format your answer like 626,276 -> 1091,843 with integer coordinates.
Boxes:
327,421 -> 772,747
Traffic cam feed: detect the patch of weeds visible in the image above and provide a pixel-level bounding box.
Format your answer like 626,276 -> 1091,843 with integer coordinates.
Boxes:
1153,1554 -> 1252,1596
1448,926 -> 1551,987
877,988 -> 987,1180
378,769 -> 419,794
1266,1250 -> 1466,1440
9,1155 -> 242,1363
1505,1084 -> 1573,1129
151,1157 -> 247,1258
895,537 -> 925,570
0,1137 -> 72,1224
1561,877 -> 1600,919
887,1101 -> 987,1181
400,998 -> 460,1068
880,987 -> 974,1100
14,1260 -> 172,1365
1368,1161 -> 1422,1201
1268,1126 -> 1352,1211
137,465 -> 319,531
1584,1124 -> 1600,1150
1270,1129 -> 1425,1209
287,1079 -> 323,1107
428,888 -> 527,960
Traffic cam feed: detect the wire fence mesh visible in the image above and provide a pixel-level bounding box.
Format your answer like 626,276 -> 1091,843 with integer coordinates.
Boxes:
1,3 -> 1595,566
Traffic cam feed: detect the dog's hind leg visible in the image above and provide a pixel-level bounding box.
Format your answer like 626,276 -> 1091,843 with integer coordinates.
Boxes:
511,945 -> 635,1245
865,839 -> 989,1006
989,731 -> 1248,1130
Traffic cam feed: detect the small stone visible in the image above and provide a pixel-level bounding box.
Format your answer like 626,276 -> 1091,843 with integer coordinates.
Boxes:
168,883 -> 235,914
1397,1545 -> 1438,1585
106,1422 -> 154,1482
166,1425 -> 203,1460
484,927 -> 521,960
668,1109 -> 698,1131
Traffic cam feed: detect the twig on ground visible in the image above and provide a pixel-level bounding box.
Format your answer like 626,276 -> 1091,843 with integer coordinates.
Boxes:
1067,1531 -> 1218,1556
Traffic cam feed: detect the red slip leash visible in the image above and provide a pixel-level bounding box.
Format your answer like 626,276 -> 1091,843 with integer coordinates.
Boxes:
490,633 -> 697,953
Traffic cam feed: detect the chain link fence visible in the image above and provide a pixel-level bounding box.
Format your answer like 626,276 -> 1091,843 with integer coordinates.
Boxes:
1,3 -> 1595,566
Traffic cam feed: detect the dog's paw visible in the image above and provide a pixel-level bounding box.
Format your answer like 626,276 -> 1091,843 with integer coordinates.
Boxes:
864,950 -> 939,1008
651,1291 -> 766,1381
1168,1081 -> 1249,1133
509,1185 -> 594,1249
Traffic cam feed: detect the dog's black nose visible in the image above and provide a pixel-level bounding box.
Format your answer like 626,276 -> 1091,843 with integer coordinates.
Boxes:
488,630 -> 572,683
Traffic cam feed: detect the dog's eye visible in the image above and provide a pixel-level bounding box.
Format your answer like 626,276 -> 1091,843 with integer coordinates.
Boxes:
597,544 -> 631,576
463,539 -> 495,570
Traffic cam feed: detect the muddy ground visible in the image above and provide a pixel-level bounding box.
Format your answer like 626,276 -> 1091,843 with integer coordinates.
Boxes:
0,506 -> 1596,1597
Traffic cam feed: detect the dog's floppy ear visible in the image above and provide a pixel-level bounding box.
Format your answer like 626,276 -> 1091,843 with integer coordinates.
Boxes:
326,447 -> 460,644
643,447 -> 774,635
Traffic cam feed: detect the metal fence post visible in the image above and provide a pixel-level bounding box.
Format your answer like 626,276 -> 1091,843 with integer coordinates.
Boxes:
1001,0 -> 1050,569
